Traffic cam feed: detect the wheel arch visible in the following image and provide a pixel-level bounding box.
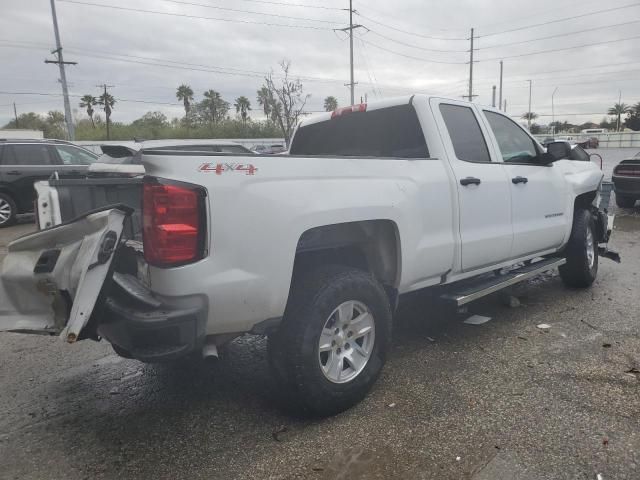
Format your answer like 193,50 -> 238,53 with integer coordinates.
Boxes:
292,220 -> 401,306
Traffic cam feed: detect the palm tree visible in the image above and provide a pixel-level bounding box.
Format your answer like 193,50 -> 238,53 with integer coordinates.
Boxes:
79,94 -> 97,128
234,96 -> 251,125
203,89 -> 224,125
323,96 -> 338,112
97,92 -> 116,140
176,84 -> 194,117
521,112 -> 538,121
608,102 -> 631,132
256,86 -> 272,118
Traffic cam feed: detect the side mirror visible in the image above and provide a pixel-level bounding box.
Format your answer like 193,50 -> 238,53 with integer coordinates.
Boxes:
542,141 -> 571,164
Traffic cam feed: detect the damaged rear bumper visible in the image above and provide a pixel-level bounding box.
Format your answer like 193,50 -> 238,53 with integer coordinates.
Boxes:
97,273 -> 208,362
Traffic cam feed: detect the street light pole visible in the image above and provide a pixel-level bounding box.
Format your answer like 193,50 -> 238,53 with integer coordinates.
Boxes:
551,87 -> 558,134
527,79 -> 532,130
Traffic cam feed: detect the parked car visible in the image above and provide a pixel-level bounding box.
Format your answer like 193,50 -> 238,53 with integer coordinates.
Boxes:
1,96 -> 616,416
612,152 -> 640,208
251,143 -> 287,154
577,137 -> 599,149
0,139 -> 98,226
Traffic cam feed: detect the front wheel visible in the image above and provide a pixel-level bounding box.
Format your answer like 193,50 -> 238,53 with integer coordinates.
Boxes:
0,193 -> 17,227
268,265 -> 392,416
559,209 -> 598,288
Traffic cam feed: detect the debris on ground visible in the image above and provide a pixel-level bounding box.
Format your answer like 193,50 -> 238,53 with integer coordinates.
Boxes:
625,367 -> 640,379
426,336 -> 436,342
602,343 -> 612,348
456,456 -> 461,462
387,402 -> 396,408
463,315 -> 492,325
272,425 -> 288,442
109,387 -> 120,395
501,294 -> 521,308
536,323 -> 551,330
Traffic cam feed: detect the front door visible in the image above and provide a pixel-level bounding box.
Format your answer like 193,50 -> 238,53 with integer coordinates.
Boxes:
481,110 -> 567,258
433,100 -> 513,271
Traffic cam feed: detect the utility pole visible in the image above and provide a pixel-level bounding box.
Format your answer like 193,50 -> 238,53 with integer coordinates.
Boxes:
13,103 -> 19,128
527,79 -> 532,130
492,86 -> 496,108
498,60 -> 503,111
461,28 -> 477,102
503,99 -> 507,113
45,0 -> 77,141
617,90 -> 622,132
97,84 -> 114,140
551,87 -> 558,134
336,0 -> 363,105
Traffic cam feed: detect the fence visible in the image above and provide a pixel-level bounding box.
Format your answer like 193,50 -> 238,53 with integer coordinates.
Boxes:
534,131 -> 640,148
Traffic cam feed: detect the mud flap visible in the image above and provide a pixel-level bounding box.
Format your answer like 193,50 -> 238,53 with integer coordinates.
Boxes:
0,207 -> 130,341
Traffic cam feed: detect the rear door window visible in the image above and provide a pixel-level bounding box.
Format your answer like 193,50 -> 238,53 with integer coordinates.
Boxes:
439,104 -> 491,163
289,104 -> 429,158
5,144 -> 54,165
54,145 -> 98,165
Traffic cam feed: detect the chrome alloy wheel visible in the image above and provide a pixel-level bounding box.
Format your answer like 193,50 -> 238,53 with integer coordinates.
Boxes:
586,227 -> 595,268
0,198 -> 12,225
318,300 -> 375,384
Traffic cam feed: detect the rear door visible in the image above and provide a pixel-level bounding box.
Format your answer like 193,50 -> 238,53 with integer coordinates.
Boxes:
50,144 -> 97,178
0,207 -> 129,341
481,110 -> 568,258
0,144 -> 58,212
432,99 -> 513,271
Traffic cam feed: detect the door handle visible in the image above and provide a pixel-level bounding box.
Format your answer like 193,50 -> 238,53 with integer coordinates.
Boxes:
512,176 -> 528,184
6,170 -> 22,175
460,177 -> 481,186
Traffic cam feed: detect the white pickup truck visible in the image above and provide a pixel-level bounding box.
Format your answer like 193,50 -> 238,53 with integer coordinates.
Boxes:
0,95 -> 616,416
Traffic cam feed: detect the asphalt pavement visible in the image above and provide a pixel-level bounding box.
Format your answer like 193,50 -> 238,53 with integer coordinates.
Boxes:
0,149 -> 639,480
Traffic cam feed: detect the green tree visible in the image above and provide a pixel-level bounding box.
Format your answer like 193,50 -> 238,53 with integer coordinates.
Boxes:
256,86 -> 272,118
234,96 -> 251,125
97,92 -> 116,140
79,94 -> 97,128
607,102 -> 631,132
521,112 -> 538,121
201,90 -> 230,126
176,84 -> 194,117
323,96 -> 338,112
624,102 -> 640,131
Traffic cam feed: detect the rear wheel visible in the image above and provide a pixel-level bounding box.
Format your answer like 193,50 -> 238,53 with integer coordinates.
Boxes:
268,265 -> 392,416
559,209 -> 598,288
615,194 -> 636,208
0,193 -> 17,227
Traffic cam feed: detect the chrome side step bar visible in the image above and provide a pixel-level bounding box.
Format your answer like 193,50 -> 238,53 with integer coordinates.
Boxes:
440,257 -> 566,307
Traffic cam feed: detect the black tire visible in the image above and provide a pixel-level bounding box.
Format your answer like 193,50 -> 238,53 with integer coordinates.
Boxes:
268,265 -> 392,416
0,192 -> 17,228
615,194 -> 636,208
559,209 -> 598,288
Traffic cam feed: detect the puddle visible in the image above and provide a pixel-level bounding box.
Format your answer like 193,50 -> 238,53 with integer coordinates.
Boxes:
318,446 -> 395,479
613,214 -> 640,233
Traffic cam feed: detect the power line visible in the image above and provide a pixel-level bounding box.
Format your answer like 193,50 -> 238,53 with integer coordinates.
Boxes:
352,0 -> 466,34
226,0 -> 344,10
480,2 -> 640,37
152,0 -> 341,24
365,28 -> 468,53
479,19 -> 640,49
359,38 -> 468,64
479,34 -> 640,62
56,0 -> 338,30
354,11 -> 467,41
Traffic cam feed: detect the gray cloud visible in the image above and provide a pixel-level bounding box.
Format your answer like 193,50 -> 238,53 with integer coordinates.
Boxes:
1,0 -> 639,127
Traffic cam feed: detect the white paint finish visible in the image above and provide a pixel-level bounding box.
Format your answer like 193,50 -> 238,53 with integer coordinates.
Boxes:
0,208 -> 126,337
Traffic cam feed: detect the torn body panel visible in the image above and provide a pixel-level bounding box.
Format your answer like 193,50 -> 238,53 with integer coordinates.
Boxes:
0,207 -> 129,340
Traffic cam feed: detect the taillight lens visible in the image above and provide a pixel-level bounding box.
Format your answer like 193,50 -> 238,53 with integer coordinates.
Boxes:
614,165 -> 640,176
143,180 -> 205,267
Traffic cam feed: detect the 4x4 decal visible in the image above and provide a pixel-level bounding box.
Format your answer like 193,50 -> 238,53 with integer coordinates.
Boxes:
198,163 -> 258,175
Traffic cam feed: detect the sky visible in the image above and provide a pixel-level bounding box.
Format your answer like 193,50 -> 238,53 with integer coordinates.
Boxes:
1,0 -> 639,128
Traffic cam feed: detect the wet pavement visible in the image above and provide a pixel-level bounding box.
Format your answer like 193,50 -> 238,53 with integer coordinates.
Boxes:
0,149 -> 639,480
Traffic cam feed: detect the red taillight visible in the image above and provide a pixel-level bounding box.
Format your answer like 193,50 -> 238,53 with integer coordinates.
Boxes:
143,181 -> 204,267
331,103 -> 367,119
